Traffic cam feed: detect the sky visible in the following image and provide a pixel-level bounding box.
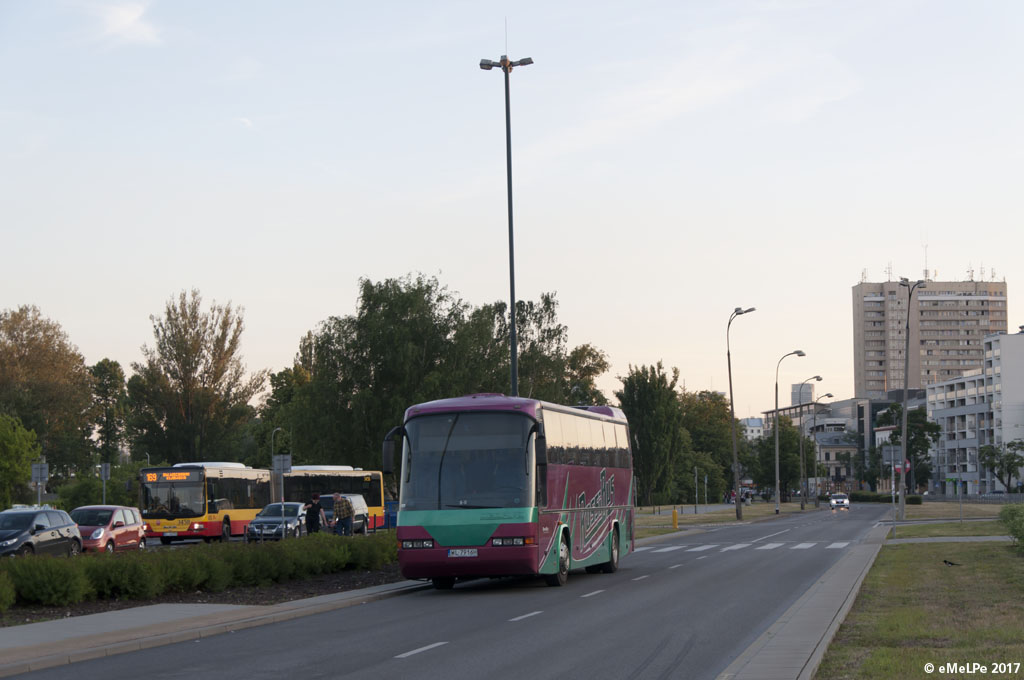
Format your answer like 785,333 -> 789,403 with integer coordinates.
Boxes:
2,0 -> 1021,418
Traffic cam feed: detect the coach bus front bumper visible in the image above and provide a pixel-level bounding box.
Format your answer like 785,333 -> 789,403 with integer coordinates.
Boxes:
396,513 -> 540,579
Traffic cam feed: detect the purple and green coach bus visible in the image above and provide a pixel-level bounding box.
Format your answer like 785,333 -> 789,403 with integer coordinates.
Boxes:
382,393 -> 634,590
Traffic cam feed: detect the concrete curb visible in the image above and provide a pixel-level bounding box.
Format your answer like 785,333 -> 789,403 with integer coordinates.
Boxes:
716,524 -> 890,680
0,580 -> 431,678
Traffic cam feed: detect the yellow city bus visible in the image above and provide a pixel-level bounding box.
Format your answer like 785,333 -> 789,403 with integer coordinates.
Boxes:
281,466 -> 387,530
140,463 -> 270,544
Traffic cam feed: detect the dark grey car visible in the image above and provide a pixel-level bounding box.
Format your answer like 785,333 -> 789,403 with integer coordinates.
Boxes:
244,502 -> 307,541
0,508 -> 83,557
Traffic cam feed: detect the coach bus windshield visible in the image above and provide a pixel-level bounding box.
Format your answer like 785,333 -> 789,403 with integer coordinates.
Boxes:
401,412 -> 533,511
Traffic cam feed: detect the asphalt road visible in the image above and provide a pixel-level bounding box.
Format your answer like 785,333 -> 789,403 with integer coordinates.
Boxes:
23,504 -> 891,680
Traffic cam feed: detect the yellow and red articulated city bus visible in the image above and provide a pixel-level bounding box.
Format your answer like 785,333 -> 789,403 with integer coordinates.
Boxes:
140,463 -> 270,544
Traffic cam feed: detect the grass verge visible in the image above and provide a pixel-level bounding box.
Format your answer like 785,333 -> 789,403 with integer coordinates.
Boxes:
904,502 -> 1003,520
634,502 -> 818,539
888,520 -> 1007,539
815,542 -> 1024,680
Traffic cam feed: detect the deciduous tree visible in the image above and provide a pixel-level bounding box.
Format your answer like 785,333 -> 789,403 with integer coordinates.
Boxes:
127,290 -> 266,464
0,305 -> 94,479
0,414 -> 39,508
615,362 -> 688,505
978,441 -> 1024,494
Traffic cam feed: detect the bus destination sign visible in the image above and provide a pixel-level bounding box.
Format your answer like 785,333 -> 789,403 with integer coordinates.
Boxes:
144,470 -> 202,483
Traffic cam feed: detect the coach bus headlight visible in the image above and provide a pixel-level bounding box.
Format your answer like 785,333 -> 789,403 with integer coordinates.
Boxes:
192,523 -> 204,531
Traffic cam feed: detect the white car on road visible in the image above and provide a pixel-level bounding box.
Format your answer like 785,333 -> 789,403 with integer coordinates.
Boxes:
829,493 -> 850,510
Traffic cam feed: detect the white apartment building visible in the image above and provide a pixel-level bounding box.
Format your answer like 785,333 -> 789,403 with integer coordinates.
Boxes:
927,330 -> 1024,495
853,279 -> 1008,399
740,417 -> 763,441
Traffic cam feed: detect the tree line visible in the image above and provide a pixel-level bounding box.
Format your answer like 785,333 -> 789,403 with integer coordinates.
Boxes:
2,273 -> 813,509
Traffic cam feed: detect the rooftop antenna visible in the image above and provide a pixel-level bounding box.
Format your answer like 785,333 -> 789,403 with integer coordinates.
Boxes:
885,262 -> 893,282
967,264 -> 974,281
923,241 -> 929,281
861,268 -> 868,283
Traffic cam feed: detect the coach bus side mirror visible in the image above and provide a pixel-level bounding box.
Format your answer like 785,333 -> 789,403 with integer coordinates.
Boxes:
382,426 -> 403,475
535,432 -> 547,466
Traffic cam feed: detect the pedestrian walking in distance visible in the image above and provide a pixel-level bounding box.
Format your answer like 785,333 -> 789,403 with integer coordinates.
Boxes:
332,492 -> 354,536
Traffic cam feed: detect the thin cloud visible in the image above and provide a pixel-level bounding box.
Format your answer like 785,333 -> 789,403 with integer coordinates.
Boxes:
91,2 -> 161,45
235,117 -> 256,131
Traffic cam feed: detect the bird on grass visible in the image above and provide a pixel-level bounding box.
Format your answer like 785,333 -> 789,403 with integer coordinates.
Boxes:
943,559 -> 961,566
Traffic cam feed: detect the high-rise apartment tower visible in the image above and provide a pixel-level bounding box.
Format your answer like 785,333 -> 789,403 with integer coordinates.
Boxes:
852,278 -> 1007,399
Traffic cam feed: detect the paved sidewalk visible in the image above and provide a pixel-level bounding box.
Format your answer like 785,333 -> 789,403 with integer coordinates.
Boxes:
0,580 -> 430,677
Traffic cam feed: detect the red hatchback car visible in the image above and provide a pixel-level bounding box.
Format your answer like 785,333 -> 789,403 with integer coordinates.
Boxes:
70,505 -> 147,552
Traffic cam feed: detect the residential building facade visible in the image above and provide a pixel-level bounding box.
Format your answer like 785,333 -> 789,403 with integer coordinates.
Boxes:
927,330 -> 1024,495
852,279 -> 1007,399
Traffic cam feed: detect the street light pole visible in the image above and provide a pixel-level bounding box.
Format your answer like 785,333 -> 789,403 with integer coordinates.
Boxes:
727,306 -> 756,520
797,375 -> 822,510
480,54 -> 533,398
775,349 -> 806,514
898,277 -> 926,520
811,392 -> 833,507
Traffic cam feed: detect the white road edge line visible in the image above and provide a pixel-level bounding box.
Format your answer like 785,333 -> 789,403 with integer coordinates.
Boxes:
751,529 -> 791,543
581,590 -> 605,598
632,575 -> 649,581
670,564 -> 683,569
508,611 -> 544,622
696,556 -> 708,560
395,642 -> 449,658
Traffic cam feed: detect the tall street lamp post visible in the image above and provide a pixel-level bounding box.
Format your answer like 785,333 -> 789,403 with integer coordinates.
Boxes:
480,54 -> 533,397
898,277 -> 926,520
797,375 -> 822,510
727,306 -> 756,520
775,350 -> 806,514
811,392 -> 833,507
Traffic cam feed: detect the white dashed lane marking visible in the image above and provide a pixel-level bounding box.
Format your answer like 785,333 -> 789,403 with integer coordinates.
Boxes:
686,545 -> 718,552
791,543 -> 817,550
826,542 -> 850,549
633,546 -> 654,552
508,611 -> 543,622
395,642 -> 448,658
755,542 -> 784,550
720,543 -> 751,552
652,545 -> 685,553
581,590 -> 604,598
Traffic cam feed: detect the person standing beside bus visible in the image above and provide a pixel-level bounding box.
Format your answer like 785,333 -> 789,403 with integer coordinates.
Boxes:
332,492 -> 354,536
304,493 -> 327,534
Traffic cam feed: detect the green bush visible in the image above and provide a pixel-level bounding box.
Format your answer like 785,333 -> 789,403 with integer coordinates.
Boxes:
999,505 -> 1024,547
0,529 -> 398,611
2,556 -> 92,606
0,571 -> 15,612
83,553 -> 163,600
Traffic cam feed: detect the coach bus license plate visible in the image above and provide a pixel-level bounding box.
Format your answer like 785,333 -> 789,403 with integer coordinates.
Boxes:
164,532 -> 177,536
448,549 -> 477,558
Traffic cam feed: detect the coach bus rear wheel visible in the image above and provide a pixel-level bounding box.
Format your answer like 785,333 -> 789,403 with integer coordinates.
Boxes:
546,535 -> 570,587
601,527 -> 620,574
432,577 -> 455,590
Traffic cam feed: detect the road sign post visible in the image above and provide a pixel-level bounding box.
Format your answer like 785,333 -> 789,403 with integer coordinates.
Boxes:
272,454 -> 292,539
31,463 -> 48,507
100,463 -> 111,504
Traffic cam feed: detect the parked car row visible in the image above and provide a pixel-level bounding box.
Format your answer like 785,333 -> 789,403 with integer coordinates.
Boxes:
3,492 -> 372,556
1,504 -> 146,557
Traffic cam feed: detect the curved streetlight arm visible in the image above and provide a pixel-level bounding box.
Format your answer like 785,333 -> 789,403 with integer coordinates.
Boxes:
727,306 -> 756,520
774,349 -> 805,513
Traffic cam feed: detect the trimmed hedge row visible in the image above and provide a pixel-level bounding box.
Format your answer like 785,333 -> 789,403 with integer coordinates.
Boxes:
999,505 -> 1024,547
848,491 -> 923,505
0,532 -> 397,611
